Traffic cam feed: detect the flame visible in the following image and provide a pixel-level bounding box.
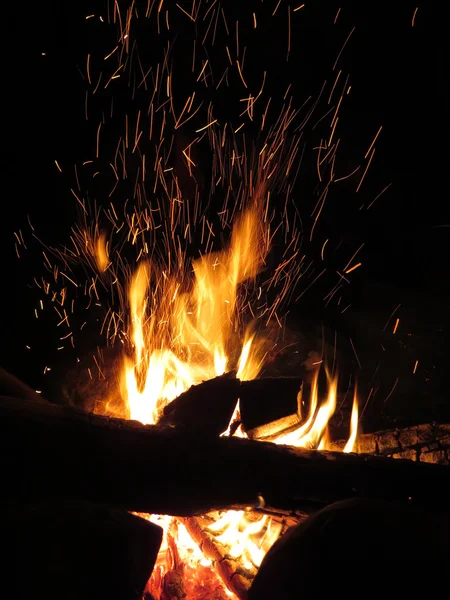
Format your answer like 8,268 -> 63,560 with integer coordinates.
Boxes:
343,386 -> 359,453
114,202 -> 359,598
95,232 -> 109,272
208,510 -> 283,571
122,206 -> 267,425
122,205 -> 272,598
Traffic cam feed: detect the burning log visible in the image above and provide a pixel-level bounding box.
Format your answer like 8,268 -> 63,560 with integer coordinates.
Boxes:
248,498 -> 450,599
181,515 -> 254,599
4,500 -> 163,600
159,372 -> 240,435
159,374 -> 304,438
329,423 -> 450,465
2,395 -> 449,516
239,377 -> 304,439
180,510 -> 302,600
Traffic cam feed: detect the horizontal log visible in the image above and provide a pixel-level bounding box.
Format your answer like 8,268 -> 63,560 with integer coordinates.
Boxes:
329,423 -> 450,465
1,395 -> 449,516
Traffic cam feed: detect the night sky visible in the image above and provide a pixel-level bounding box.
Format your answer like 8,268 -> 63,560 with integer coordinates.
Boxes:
2,1 -> 449,428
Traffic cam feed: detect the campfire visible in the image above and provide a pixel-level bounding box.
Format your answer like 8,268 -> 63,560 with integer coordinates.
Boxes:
90,180 -> 360,598
5,2 -> 450,599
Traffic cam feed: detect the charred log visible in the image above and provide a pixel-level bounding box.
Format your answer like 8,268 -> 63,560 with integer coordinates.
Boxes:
1,395 -> 449,516
159,371 -> 240,435
3,500 -> 163,600
159,374 -> 304,438
329,423 -> 450,465
239,377 -> 304,439
248,498 -> 450,599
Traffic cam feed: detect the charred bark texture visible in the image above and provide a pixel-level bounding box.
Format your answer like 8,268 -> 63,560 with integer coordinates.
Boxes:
159,372 -> 240,435
2,395 -> 449,516
329,423 -> 450,465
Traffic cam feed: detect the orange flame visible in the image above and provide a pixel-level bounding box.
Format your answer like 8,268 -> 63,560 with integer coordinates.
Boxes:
114,204 -> 360,597
343,386 -> 359,453
122,207 -> 267,425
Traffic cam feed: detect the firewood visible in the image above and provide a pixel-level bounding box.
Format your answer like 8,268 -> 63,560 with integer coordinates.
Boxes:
159,371 -> 240,435
2,395 -> 449,516
179,508 -> 306,599
3,500 -> 163,600
248,498 -> 450,599
181,515 -> 253,599
329,423 -> 450,465
239,377 -> 304,439
159,375 -> 304,439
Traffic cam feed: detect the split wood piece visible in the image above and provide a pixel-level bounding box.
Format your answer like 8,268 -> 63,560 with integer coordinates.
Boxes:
4,500 -> 163,600
159,372 -> 240,436
239,378 -> 305,439
3,395 -> 449,515
328,423 -> 450,465
159,374 -> 304,439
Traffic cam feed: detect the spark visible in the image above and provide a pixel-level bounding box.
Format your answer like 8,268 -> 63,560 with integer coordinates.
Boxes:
195,119 -> 218,133
365,125 -> 383,159
393,318 -> 400,334
349,338 -> 362,369
366,182 -> 392,210
383,304 -> 401,332
355,148 -> 376,192
345,262 -> 361,274
383,377 -> 399,404
332,26 -> 355,71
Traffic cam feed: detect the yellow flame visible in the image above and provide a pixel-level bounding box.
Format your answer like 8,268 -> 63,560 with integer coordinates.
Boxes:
120,205 -> 359,597
208,510 -> 283,571
95,232 -> 109,272
343,386 -> 359,453
124,207 -> 267,425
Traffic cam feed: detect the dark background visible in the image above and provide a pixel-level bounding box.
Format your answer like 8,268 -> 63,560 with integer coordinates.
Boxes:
2,1 -> 449,430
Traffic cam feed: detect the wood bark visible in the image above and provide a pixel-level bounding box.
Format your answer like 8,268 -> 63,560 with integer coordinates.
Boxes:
2,395 -> 449,516
329,423 -> 450,465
